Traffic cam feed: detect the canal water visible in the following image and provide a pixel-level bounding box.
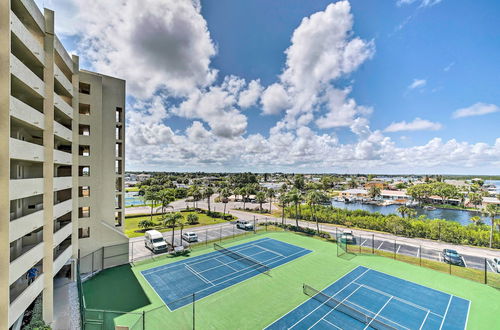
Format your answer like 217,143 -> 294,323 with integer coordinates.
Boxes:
330,201 -> 490,226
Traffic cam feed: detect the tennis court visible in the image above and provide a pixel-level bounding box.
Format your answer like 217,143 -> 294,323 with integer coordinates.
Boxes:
267,265 -> 470,329
141,237 -> 312,310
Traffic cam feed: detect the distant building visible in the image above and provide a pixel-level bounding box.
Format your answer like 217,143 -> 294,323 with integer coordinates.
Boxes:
136,173 -> 151,182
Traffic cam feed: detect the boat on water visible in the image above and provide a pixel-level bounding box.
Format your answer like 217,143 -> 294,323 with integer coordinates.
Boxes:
423,206 -> 436,211
405,200 -> 419,207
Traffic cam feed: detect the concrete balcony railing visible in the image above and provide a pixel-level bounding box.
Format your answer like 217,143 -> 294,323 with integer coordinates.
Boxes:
54,64 -> 73,96
9,274 -> 44,328
53,199 -> 72,219
54,121 -> 73,142
55,36 -> 74,73
18,0 -> 45,32
53,223 -> 72,248
10,54 -> 44,97
9,242 -> 44,286
10,96 -> 44,130
53,244 -> 72,275
9,138 -> 44,163
10,11 -> 44,63
54,93 -> 73,119
9,178 -> 43,200
54,149 -> 72,165
9,209 -> 44,243
53,176 -> 72,191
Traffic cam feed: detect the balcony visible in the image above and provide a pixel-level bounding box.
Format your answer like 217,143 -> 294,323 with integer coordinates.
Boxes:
54,64 -> 73,96
54,121 -> 72,142
10,11 -> 44,64
9,178 -> 43,200
10,96 -> 44,130
9,138 -> 44,162
53,244 -> 72,275
9,242 -> 44,286
54,93 -> 73,119
16,0 -> 45,31
9,274 -> 44,328
53,199 -> 72,219
53,223 -> 72,248
9,209 -> 44,243
55,36 -> 73,73
53,176 -> 72,191
10,54 -> 44,97
54,149 -> 72,165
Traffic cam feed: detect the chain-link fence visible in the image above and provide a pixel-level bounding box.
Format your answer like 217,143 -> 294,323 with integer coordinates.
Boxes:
335,229 -> 500,289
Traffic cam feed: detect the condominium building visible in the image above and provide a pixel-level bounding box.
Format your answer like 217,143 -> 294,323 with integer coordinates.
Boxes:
0,0 -> 127,328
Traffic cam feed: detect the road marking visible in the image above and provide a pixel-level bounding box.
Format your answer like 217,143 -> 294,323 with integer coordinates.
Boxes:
462,257 -> 468,268
396,245 -> 401,254
377,241 -> 384,250
438,295 -> 453,330
360,239 -> 367,246
486,259 -> 496,272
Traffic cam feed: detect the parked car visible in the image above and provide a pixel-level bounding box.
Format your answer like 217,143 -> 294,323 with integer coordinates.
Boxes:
340,231 -> 355,245
442,249 -> 464,266
492,258 -> 500,273
144,230 -> 168,253
236,220 -> 254,230
182,232 -> 198,242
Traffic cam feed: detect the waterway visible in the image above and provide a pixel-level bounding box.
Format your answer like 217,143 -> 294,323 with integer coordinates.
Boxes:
330,201 -> 490,226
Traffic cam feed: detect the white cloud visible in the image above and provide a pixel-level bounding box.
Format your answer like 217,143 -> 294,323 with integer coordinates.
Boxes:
384,118 -> 443,132
238,79 -> 263,108
408,79 -> 427,90
260,83 -> 291,115
397,0 -> 443,7
452,103 -> 500,119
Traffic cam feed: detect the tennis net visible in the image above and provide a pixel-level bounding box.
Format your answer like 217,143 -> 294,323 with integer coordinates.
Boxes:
303,284 -> 401,330
214,243 -> 270,275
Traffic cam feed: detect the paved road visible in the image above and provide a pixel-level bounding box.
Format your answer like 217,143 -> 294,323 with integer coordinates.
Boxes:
126,197 -> 500,272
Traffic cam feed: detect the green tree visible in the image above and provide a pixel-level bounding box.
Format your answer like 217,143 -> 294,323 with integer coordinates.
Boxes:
307,190 -> 326,233
288,188 -> 302,228
368,186 -> 381,199
143,188 -> 159,222
483,204 -> 498,248
397,206 -> 409,218
219,187 -> 231,219
278,192 -> 290,225
186,213 -> 199,225
163,212 -> 183,247
255,191 -> 266,212
469,216 -> 482,226
158,189 -> 175,216
138,219 -> 155,231
203,186 -> 214,213
293,174 -> 305,190
266,188 -> 276,212
468,192 -> 482,209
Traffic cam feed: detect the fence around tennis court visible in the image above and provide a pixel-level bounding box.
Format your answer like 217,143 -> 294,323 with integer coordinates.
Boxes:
335,228 -> 500,290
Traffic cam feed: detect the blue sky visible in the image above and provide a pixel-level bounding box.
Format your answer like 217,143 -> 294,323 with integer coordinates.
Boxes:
38,0 -> 500,174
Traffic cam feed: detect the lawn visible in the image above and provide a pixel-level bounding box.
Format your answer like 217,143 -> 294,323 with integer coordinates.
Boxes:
82,231 -> 500,330
124,211 -> 230,238
125,187 -> 141,192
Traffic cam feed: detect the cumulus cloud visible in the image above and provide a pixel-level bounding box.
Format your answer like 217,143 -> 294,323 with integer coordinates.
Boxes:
408,79 -> 426,90
452,103 -> 500,119
261,83 -> 291,115
384,118 -> 443,132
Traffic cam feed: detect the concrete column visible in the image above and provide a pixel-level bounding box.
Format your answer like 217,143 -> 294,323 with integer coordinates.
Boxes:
71,55 -> 79,262
42,8 -> 55,325
0,0 -> 11,328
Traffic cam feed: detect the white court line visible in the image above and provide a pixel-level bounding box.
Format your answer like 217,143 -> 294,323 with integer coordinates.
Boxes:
197,249 -> 270,275
308,285 -> 363,329
377,241 -> 384,250
214,256 -> 238,271
438,295 -> 453,330
320,318 -> 342,329
419,310 -> 430,330
360,239 -> 367,247
364,297 -> 392,330
185,263 -> 214,286
253,244 -> 284,257
288,268 -> 370,329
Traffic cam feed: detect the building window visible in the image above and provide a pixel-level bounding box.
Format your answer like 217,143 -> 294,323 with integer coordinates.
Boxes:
115,177 -> 122,192
115,211 -> 122,227
116,107 -> 123,122
116,143 -> 122,157
79,125 -> 90,136
79,103 -> 90,115
115,126 -> 122,140
79,207 -> 90,218
79,186 -> 90,197
79,145 -> 90,157
115,160 -> 122,175
79,166 -> 90,177
78,227 -> 90,238
115,196 -> 122,209
79,82 -> 90,95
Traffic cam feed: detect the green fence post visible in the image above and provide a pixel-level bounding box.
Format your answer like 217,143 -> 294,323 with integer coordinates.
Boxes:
372,234 -> 374,254
193,293 -> 195,330
393,240 -> 396,259
142,310 -> 145,330
101,246 -> 105,270
484,258 -> 487,284
359,236 -> 361,254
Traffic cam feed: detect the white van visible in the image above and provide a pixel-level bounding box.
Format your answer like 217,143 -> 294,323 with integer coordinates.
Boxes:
144,230 -> 168,253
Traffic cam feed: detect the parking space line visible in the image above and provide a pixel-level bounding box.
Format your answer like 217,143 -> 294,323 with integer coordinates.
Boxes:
396,245 -> 401,254
486,259 -> 495,272
462,257 -> 468,268
377,241 -> 384,250
360,239 -> 367,247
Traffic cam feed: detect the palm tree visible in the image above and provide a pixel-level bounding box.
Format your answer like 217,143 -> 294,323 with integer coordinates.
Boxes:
267,188 -> 276,213
278,192 -> 290,225
256,191 -> 266,212
188,185 -> 201,209
233,187 -> 242,208
397,206 -> 409,218
241,186 -> 249,210
219,188 -> 231,219
158,189 -> 175,216
163,212 -> 183,247
187,213 -> 199,225
203,186 -> 214,213
138,219 -> 154,231
368,186 -> 381,199
143,189 -> 159,222
288,188 -> 302,228
406,208 -> 417,218
307,190 -> 325,233
469,216 -> 482,226
483,204 -> 498,248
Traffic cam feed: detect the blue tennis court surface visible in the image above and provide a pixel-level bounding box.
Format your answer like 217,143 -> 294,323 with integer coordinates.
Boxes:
141,237 -> 311,310
267,266 -> 470,330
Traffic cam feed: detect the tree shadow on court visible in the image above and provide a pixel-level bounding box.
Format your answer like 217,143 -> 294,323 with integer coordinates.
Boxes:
82,264 -> 150,312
